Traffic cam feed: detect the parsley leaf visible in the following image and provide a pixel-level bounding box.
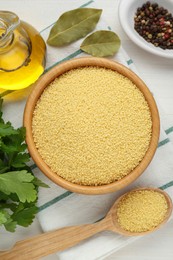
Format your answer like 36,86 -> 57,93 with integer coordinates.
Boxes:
12,203 -> 38,227
0,209 -> 17,232
0,97 -> 49,232
11,153 -> 30,168
0,209 -> 9,225
0,171 -> 37,203
33,177 -> 50,188
5,220 -> 17,232
0,122 -> 18,137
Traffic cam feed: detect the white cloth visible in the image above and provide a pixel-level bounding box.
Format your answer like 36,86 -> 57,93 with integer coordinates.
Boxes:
1,0 -> 173,259
33,5 -> 173,260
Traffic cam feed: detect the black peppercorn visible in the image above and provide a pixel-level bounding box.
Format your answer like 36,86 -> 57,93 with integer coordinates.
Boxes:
134,1 -> 173,49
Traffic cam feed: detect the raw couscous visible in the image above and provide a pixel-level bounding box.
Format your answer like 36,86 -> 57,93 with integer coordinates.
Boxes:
117,190 -> 168,232
32,67 -> 152,186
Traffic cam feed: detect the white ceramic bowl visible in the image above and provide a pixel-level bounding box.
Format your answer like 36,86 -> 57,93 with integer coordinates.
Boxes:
118,0 -> 173,58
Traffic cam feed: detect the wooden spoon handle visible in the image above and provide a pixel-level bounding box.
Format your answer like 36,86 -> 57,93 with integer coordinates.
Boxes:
0,221 -> 107,259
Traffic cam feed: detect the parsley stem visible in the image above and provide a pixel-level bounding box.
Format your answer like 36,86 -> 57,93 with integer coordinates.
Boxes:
0,166 -> 11,174
0,90 -> 14,98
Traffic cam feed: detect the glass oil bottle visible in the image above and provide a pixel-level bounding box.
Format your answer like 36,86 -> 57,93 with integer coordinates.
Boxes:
0,11 -> 46,91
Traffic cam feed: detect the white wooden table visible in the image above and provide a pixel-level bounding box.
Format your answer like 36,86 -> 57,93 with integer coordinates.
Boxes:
1,0 -> 173,259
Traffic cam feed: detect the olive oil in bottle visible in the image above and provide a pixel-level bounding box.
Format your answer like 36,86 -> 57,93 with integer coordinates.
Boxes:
0,11 -> 46,90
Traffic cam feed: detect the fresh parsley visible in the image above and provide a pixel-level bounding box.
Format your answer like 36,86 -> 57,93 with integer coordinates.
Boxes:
0,97 -> 48,232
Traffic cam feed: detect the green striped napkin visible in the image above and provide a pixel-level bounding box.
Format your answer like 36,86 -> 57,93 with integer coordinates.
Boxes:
32,6 -> 173,260
35,48 -> 173,259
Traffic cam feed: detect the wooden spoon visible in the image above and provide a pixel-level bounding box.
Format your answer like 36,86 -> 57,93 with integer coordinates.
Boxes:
0,187 -> 172,260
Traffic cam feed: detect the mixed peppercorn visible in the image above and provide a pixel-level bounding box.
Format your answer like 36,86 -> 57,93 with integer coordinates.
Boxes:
134,1 -> 173,50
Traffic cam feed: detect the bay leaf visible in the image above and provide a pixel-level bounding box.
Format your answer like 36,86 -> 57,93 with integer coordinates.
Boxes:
80,30 -> 121,57
47,8 -> 102,46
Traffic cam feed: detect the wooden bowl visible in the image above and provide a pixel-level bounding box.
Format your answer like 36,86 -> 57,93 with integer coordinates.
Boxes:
23,57 -> 160,195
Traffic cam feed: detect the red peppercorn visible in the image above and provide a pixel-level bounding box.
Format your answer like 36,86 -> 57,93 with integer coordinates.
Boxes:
164,33 -> 170,39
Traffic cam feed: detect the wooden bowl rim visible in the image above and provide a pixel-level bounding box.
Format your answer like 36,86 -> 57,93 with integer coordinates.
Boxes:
23,57 -> 160,195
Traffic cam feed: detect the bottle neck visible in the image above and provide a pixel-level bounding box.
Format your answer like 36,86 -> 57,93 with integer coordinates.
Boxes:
0,11 -> 33,71
0,11 -> 19,51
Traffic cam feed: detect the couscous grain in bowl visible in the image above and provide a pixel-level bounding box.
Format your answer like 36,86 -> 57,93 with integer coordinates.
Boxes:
24,58 -> 160,194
